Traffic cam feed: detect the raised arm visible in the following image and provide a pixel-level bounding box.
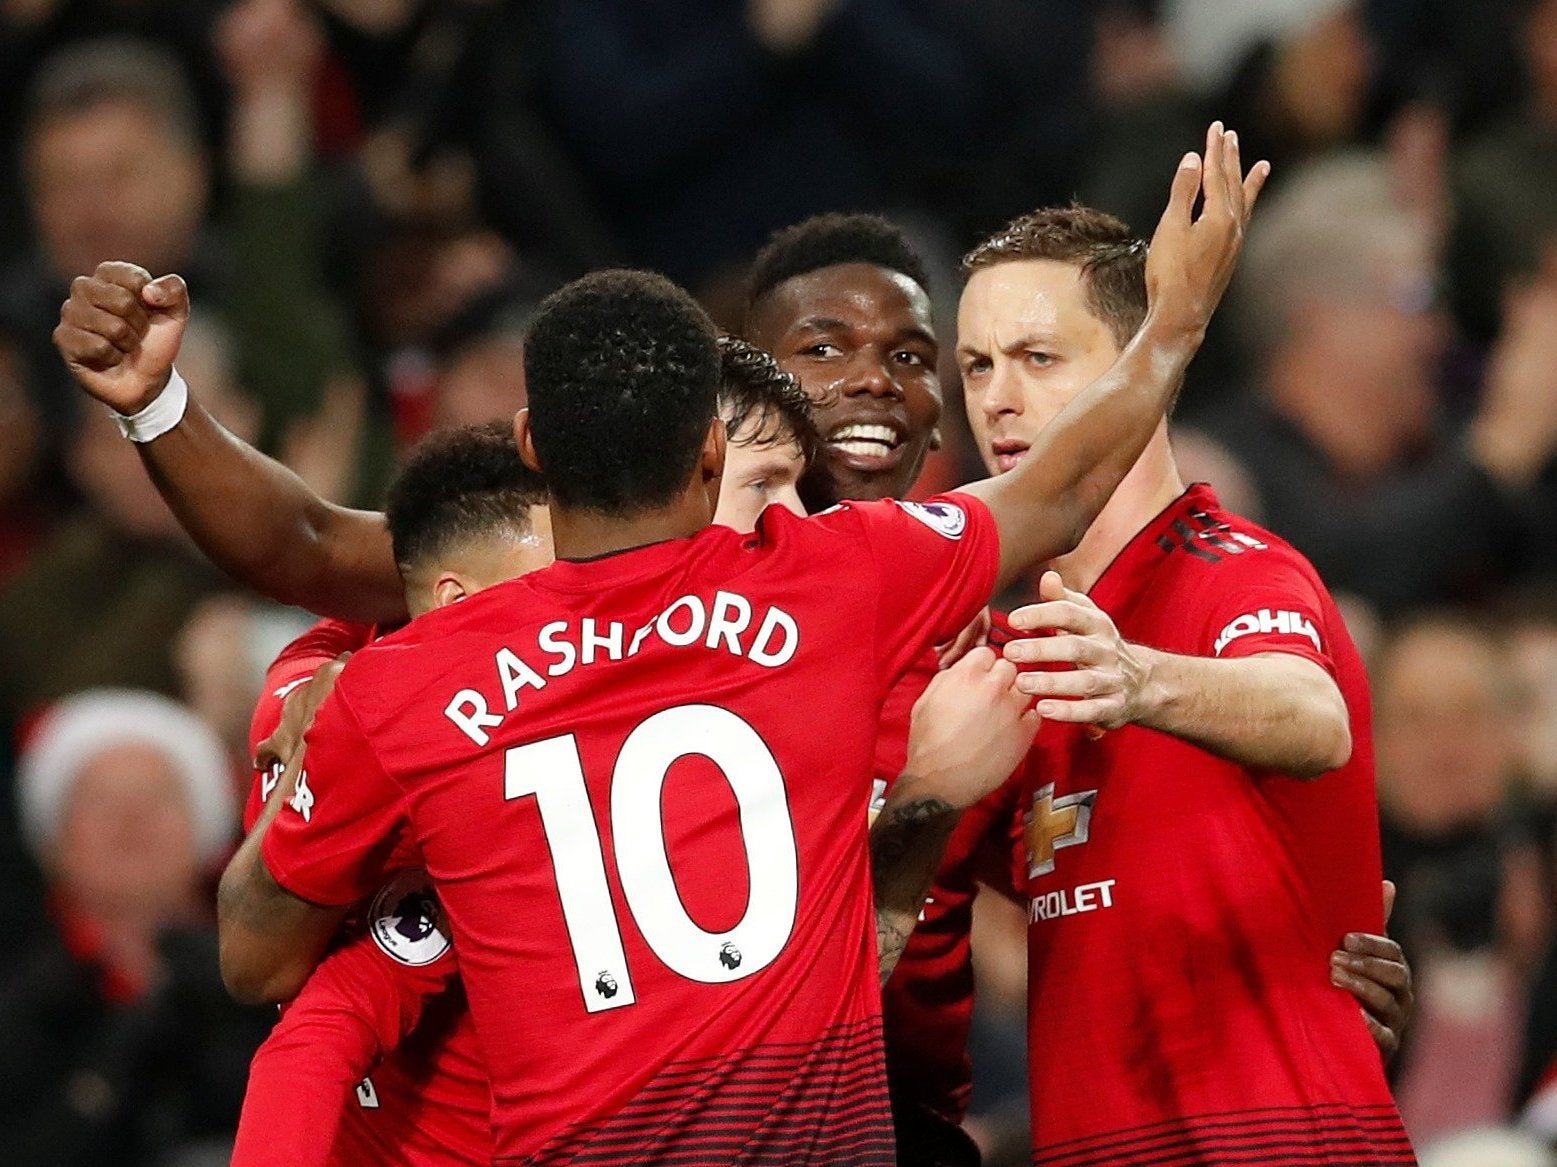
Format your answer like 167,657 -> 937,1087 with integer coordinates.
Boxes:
959,125 -> 1268,592
53,262 -> 406,623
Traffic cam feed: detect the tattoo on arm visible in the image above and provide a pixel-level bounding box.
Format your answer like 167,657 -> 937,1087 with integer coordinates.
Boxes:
870,793 -> 958,984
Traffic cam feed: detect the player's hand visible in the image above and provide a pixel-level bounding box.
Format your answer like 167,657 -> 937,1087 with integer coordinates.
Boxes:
1331,880 -> 1414,1063
255,653 -> 351,772
936,608 -> 992,671
903,646 -> 1039,811
1002,571 -> 1147,728
1144,122 -> 1270,341
53,261 -> 190,414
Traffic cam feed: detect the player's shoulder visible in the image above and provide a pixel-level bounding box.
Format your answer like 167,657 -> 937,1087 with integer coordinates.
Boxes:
272,617 -> 377,673
793,493 -> 985,544
1156,490 -> 1323,588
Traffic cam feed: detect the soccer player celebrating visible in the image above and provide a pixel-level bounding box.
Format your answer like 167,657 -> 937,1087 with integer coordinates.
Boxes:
743,210 -> 1024,1164
233,343 -> 820,1167
232,422 -> 547,1167
743,212 -> 943,511
198,128 -> 1262,1164
956,206 -> 1415,1165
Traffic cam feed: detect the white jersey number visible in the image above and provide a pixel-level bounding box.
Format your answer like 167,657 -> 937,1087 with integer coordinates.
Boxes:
504,704 -> 799,1013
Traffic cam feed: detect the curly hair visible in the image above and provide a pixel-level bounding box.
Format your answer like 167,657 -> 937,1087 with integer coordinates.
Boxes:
385,421 -> 546,571
962,205 -> 1148,349
716,335 -> 819,470
744,213 -> 930,319
523,269 -> 720,515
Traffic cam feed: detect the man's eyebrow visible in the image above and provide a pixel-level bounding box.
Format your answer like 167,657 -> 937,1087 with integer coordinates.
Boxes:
791,316 -> 851,333
958,332 -> 1058,357
891,325 -> 938,348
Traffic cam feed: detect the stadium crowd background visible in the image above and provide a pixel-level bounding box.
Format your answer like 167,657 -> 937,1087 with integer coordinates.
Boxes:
1,0 -> 1556,1164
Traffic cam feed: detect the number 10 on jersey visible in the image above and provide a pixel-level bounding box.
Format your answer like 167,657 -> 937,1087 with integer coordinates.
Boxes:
504,704 -> 800,1013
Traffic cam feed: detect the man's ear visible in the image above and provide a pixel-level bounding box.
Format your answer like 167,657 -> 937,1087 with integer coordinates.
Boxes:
700,415 -> 727,514
432,572 -> 474,609
701,415 -> 727,484
515,408 -> 543,473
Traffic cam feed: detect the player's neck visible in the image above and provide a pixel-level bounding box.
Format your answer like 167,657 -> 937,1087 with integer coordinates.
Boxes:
1047,435 -> 1184,592
550,496 -> 713,562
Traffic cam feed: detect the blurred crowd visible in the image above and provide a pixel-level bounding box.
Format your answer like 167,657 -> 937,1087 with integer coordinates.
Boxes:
1,0 -> 1556,1164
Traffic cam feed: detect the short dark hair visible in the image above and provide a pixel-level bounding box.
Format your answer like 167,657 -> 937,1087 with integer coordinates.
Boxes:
385,421 -> 546,571
27,38 -> 201,150
523,269 -> 720,515
717,335 -> 819,469
962,206 -> 1148,349
745,213 -> 931,318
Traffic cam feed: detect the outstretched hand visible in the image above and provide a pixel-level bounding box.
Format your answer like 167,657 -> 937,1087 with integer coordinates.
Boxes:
53,261 -> 191,415
1145,122 -> 1270,342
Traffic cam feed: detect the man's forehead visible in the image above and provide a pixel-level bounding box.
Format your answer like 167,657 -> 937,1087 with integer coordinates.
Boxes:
958,260 -> 1092,341
763,263 -> 934,334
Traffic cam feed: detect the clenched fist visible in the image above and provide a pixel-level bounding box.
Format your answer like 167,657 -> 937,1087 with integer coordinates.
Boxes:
53,260 -> 191,414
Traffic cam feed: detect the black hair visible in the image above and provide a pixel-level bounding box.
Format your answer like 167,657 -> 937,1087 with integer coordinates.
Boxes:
716,335 -> 819,470
523,269 -> 720,515
744,214 -> 931,318
385,421 -> 546,571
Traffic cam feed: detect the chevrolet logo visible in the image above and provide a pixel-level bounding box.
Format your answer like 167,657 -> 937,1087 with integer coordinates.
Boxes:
1025,783 -> 1097,878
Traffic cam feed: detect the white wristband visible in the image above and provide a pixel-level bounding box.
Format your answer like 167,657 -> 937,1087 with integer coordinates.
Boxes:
111,368 -> 189,443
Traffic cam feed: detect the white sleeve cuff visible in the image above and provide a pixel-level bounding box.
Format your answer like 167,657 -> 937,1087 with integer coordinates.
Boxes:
111,368 -> 189,443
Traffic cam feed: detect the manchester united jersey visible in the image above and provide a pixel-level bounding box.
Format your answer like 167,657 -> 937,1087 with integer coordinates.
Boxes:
235,618 -> 491,1167
1015,486 -> 1414,1166
262,496 -> 1000,1166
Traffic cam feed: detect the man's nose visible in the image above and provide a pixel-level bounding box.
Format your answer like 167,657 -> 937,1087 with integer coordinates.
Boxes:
841,353 -> 902,400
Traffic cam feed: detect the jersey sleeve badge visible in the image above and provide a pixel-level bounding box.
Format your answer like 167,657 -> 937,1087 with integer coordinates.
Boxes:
369,869 -> 453,966
894,500 -> 968,539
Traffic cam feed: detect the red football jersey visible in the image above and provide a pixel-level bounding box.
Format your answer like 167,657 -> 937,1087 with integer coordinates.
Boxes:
262,497 -> 1000,1166
1015,486 -> 1414,1166
876,647 -> 1020,1163
236,618 -> 492,1167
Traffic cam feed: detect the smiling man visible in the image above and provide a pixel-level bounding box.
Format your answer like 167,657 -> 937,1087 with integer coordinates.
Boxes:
744,214 -> 943,509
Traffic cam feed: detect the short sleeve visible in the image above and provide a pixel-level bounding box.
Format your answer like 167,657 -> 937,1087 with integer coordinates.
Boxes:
1197,552 -> 1336,676
261,683 -> 408,908
840,493 -> 1001,684
245,658 -> 326,832
245,620 -> 377,832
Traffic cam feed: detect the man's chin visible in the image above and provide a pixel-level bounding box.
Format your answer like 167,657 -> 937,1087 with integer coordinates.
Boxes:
825,454 -> 917,504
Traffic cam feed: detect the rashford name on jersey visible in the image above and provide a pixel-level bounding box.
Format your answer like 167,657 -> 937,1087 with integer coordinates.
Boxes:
444,590 -> 801,745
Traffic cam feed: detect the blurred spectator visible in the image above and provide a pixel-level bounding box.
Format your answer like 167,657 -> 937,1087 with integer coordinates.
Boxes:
0,690 -> 267,1167
6,25 -> 364,474
313,0 -> 619,279
1085,0 -> 1373,240
3,38 -> 215,440
1449,0 -> 1557,343
1501,589 -> 1557,1113
1206,153 -> 1557,613
0,317 -> 261,730
533,0 -> 984,290
1373,615 -> 1550,1143
173,595 -> 314,791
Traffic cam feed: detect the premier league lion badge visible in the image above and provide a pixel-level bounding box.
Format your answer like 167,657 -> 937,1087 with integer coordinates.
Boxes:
369,869 -> 453,966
